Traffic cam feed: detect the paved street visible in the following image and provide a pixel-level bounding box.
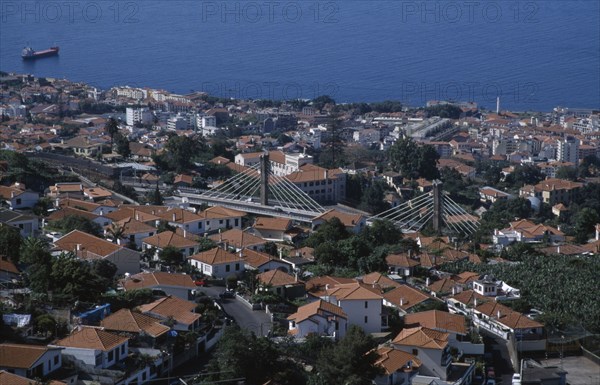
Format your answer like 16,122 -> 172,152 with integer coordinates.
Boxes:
195,285 -> 273,337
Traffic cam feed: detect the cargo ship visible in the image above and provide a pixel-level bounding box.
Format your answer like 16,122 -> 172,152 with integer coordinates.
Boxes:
21,46 -> 59,60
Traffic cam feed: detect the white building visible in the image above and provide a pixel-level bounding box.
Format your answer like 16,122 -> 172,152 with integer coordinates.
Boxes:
126,107 -> 153,126
0,344 -> 63,378
322,282 -> 383,334
167,114 -> 191,131
287,299 -> 348,340
556,136 -> 579,163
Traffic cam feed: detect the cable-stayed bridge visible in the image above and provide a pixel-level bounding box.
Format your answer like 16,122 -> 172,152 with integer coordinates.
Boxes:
368,180 -> 480,236
179,155 -> 479,236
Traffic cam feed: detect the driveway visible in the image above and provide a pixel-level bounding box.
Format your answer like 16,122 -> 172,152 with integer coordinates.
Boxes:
195,285 -> 273,337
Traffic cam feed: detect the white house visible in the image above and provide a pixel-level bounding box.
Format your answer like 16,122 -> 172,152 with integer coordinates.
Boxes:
188,247 -> 244,279
392,326 -> 452,380
322,282 -> 383,334
0,185 -> 39,209
287,299 -> 348,340
0,209 -> 40,237
241,248 -> 292,273
121,272 -> 197,300
54,230 -> 141,275
374,347 -> 421,385
0,343 -> 63,378
51,327 -> 129,369
142,230 -> 200,260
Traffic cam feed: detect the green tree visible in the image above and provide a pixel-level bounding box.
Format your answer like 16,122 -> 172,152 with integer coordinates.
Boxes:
312,95 -> 336,112
507,164 -> 544,187
318,114 -> 345,169
361,219 -> 402,246
555,166 -> 578,181
305,217 -> 350,247
105,117 -> 119,148
198,238 -> 217,252
114,132 -> 131,158
147,186 -> 163,205
153,135 -> 207,173
20,237 -> 53,293
0,224 -> 22,263
388,136 -> 421,179
50,215 -> 103,237
573,207 -> 599,244
315,325 -> 382,385
358,181 -> 390,214
206,326 -> 280,385
158,245 -> 183,266
418,144 -> 440,180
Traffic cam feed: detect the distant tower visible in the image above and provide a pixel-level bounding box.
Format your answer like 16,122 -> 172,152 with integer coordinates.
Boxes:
496,97 -> 500,114
432,180 -> 444,233
260,153 -> 270,206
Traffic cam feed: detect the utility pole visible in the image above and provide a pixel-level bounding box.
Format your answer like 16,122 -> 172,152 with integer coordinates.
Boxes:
260,153 -> 269,206
432,179 -> 443,233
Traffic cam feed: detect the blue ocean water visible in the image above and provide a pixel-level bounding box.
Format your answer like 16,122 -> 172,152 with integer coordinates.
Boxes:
1,0 -> 598,111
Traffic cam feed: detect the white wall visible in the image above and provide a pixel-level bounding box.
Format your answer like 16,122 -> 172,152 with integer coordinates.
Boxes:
336,298 -> 382,334
10,192 -> 39,209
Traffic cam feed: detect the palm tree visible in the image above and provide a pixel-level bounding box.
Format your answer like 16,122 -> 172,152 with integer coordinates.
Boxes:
105,117 -> 119,149
106,223 -> 125,244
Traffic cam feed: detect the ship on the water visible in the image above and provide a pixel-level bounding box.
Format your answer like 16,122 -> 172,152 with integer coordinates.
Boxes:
22,46 -> 59,60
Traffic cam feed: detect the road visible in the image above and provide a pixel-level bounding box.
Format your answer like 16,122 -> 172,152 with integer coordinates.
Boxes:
195,285 -> 273,337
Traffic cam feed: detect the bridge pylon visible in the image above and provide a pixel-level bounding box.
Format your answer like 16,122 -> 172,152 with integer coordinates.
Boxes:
432,179 -> 443,233
260,153 -> 270,206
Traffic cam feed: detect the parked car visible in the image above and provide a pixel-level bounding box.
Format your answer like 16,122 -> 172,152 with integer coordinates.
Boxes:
194,279 -> 208,287
219,291 -> 235,299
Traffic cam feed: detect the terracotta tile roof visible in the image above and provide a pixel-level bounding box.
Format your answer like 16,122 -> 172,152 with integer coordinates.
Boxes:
58,197 -> 101,212
475,302 -> 543,330
54,327 -> 128,351
258,269 -> 301,287
312,209 -> 364,228
143,231 -> 198,249
201,206 -> 246,219
54,230 -> 121,258
48,206 -> 100,222
112,217 -> 157,235
122,272 -> 196,291
287,299 -> 347,323
540,244 -> 590,256
326,282 -> 383,301
0,371 -> 66,385
449,289 -> 489,307
106,207 -> 161,223
383,285 -> 435,311
268,150 -> 286,165
534,178 -> 583,192
209,229 -> 266,249
240,248 -> 277,268
404,310 -> 467,335
0,343 -> 59,369
386,253 -> 420,268
305,276 -> 355,296
361,272 -> 401,289
254,217 -> 292,231
454,271 -> 480,284
374,347 -> 421,375
101,309 -> 170,338
49,183 -> 83,193
174,174 -> 193,185
188,247 -> 240,265
138,296 -> 200,325
0,257 -> 20,274
84,187 -> 113,200
392,326 -> 449,350
427,278 -> 459,295
155,208 -> 205,224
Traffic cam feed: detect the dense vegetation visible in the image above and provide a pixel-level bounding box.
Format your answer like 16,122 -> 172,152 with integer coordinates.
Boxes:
303,218 -> 418,276
444,255 -> 600,333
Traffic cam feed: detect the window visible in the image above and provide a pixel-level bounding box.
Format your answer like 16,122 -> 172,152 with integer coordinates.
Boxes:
142,372 -> 147,381
16,198 -> 21,205
235,263 -> 240,271
189,248 -> 194,255
198,222 -> 202,229
226,265 -> 231,272
54,355 -> 59,366
108,350 -> 114,362
412,349 -> 418,356
235,219 -> 239,226
364,301 -> 368,309
130,235 -> 135,241
364,316 -> 368,323
121,345 -> 126,355
219,220 -> 223,225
